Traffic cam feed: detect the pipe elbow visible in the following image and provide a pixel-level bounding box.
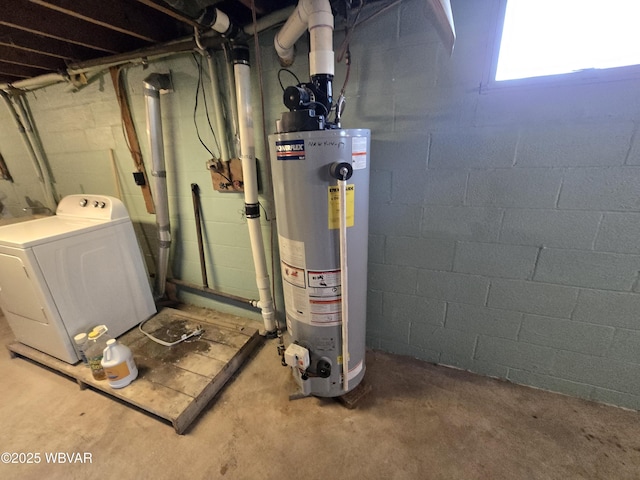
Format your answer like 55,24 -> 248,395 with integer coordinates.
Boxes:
274,42 -> 296,67
143,73 -> 172,95
274,0 -> 333,68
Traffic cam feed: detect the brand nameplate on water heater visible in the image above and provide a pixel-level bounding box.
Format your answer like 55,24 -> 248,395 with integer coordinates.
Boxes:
276,139 -> 305,160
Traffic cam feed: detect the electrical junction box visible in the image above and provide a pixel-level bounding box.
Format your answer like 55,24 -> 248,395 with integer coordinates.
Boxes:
284,343 -> 310,370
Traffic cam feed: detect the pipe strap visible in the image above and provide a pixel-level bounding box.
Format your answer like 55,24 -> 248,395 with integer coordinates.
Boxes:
245,203 -> 260,219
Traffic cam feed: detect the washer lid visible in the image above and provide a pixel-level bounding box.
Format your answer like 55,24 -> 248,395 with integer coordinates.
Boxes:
0,215 -> 119,248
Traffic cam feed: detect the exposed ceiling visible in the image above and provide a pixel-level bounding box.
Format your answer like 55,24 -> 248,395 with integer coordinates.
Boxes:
0,0 -> 298,85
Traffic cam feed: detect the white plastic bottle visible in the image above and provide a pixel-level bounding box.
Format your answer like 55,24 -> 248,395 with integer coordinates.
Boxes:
73,332 -> 89,366
101,339 -> 138,389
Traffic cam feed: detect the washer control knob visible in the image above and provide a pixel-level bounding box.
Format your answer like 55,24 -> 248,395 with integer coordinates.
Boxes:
99,202 -> 106,208
79,198 -> 88,207
93,201 -> 99,208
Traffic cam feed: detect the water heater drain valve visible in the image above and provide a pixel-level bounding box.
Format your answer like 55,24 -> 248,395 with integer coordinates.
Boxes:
284,343 -> 310,371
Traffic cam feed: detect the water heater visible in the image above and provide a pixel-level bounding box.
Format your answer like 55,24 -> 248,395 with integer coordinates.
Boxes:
269,128 -> 370,397
267,0 -> 372,397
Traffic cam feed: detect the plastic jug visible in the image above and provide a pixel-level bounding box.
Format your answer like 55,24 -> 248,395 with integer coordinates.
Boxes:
101,339 -> 138,389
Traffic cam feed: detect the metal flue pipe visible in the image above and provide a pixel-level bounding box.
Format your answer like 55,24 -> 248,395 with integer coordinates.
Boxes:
143,73 -> 173,300
232,44 -> 276,334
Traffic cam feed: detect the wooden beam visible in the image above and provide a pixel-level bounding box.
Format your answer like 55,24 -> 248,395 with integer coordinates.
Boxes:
109,66 -> 155,215
29,0 -> 184,43
2,0 -> 151,54
0,44 -> 66,71
0,25 -> 103,61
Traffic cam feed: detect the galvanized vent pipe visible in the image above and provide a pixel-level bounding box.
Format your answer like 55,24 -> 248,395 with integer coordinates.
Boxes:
143,73 -> 173,300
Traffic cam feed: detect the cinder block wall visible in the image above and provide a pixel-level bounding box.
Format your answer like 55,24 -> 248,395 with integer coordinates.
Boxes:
356,0 -> 640,410
0,0 -> 639,409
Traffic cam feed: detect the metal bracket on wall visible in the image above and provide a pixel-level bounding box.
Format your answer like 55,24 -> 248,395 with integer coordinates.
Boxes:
207,157 -> 244,192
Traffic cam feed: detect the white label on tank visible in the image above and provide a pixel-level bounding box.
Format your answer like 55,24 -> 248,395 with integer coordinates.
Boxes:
278,235 -> 306,268
308,269 -> 341,288
352,137 -> 367,170
310,297 -> 341,326
278,236 -> 311,323
283,281 -> 309,323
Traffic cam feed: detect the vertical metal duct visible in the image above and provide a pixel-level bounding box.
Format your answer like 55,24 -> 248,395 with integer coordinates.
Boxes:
143,73 -> 173,300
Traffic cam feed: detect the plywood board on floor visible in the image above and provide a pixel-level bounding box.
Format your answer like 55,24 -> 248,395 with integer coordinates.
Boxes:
6,307 -> 262,434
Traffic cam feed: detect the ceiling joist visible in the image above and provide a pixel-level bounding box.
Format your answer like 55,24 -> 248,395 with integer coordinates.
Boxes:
29,0 -> 185,43
0,0 -> 299,86
2,0 -> 152,54
0,45 -> 63,71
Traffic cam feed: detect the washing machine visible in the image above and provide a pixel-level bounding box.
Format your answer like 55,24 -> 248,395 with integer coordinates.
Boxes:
0,194 -> 156,363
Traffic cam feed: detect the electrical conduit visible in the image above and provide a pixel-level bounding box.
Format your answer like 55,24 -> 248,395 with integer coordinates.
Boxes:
143,73 -> 173,300
0,90 -> 57,210
232,45 -> 276,334
14,95 -> 58,209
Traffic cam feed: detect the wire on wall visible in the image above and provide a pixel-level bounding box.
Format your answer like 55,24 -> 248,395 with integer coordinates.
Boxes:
192,53 -> 221,160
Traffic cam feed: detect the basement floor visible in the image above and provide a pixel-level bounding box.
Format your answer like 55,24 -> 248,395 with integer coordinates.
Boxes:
1,310 -> 639,480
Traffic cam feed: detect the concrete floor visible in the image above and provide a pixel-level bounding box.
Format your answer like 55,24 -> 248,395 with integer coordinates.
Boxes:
1,310 -> 640,480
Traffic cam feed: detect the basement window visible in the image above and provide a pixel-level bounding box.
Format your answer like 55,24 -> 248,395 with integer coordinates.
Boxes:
492,0 -> 640,84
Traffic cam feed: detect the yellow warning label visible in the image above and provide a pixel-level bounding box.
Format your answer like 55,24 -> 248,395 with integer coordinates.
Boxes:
337,353 -> 350,365
328,184 -> 355,230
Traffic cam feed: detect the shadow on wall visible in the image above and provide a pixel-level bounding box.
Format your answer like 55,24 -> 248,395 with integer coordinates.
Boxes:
23,196 -> 53,216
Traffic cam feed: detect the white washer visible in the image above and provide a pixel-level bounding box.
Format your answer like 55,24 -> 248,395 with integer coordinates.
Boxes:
0,194 -> 156,363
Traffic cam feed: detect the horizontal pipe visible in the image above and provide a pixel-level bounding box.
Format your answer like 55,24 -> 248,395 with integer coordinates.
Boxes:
243,6 -> 295,35
1,5 -> 295,93
167,278 -> 259,308
0,73 -> 67,92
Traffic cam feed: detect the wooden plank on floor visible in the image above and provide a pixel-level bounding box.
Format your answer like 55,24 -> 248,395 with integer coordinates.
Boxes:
6,306 -> 262,434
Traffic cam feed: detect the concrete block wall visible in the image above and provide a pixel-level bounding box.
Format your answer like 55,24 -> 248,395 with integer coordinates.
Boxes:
0,0 -> 639,410
355,0 -> 640,410
0,54 -> 274,320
